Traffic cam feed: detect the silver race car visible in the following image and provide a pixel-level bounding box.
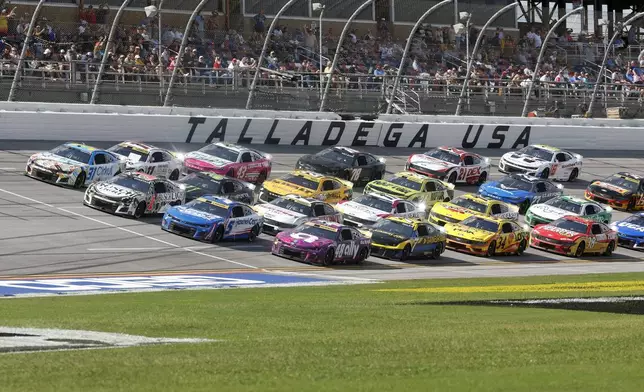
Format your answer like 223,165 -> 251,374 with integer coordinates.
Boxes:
253,195 -> 342,235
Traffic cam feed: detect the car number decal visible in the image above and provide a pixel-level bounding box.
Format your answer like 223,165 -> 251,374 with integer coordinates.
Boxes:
290,233 -> 318,243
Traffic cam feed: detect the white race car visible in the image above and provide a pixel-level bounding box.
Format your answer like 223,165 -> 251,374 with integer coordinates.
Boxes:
405,146 -> 491,185
253,195 -> 342,235
499,145 -> 583,181
335,193 -> 426,228
108,141 -> 184,180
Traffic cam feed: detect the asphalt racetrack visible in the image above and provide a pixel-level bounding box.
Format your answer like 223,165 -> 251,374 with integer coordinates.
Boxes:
2,141 -> 644,282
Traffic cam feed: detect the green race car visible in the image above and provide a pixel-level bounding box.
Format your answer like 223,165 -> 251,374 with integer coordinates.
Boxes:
525,195 -> 612,226
364,171 -> 455,208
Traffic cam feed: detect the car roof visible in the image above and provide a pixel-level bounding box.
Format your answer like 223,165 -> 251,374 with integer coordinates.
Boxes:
64,142 -> 100,153
282,195 -> 320,205
464,215 -> 511,225
118,141 -> 157,152
530,144 -> 561,152
507,173 -> 545,183
199,195 -> 238,206
291,170 -> 328,181
329,146 -> 361,156
436,146 -> 468,157
127,172 -> 158,182
460,193 -> 494,205
304,219 -> 344,231
359,192 -> 401,203
394,171 -> 429,182
559,195 -> 587,204
386,216 -> 424,226
560,215 -> 594,224
614,172 -> 644,181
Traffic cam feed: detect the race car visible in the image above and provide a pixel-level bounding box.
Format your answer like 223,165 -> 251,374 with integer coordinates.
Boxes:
498,144 -> 583,181
429,194 -> 519,226
479,174 -> 564,214
335,193 -> 426,228
360,217 -> 446,261
254,195 -> 342,235
258,171 -> 353,204
107,141 -> 184,180
295,146 -> 386,185
444,215 -> 530,257
405,146 -> 491,185
364,171 -> 454,207
162,196 -> 263,242
26,142 -> 125,188
84,172 -> 185,218
183,142 -> 272,184
610,213 -> 644,250
585,172 -> 644,211
530,216 -> 617,257
525,195 -> 612,227
177,171 -> 255,204
272,220 -> 371,265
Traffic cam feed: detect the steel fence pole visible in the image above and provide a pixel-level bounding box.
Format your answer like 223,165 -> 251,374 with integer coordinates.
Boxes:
245,0 -> 302,110
586,12 -> 644,118
7,0 -> 47,102
90,0 -> 132,104
158,0 -> 165,99
319,0 -> 375,112
163,0 -> 209,107
386,0 -> 453,114
455,1 -> 519,116
521,6 -> 583,117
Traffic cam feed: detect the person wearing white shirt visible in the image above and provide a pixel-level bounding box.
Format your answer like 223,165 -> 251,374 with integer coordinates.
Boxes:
638,49 -> 644,67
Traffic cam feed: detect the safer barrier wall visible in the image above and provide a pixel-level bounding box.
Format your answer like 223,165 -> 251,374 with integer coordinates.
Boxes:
1,103 -> 643,150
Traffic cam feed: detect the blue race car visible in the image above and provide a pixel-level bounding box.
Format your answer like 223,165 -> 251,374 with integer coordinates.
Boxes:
611,213 -> 644,250
479,174 -> 563,214
162,196 -> 263,242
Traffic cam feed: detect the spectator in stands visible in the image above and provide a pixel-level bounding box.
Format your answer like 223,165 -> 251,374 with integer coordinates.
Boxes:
253,10 -> 266,38
638,48 -> 644,68
96,3 -> 110,25
0,7 -> 16,37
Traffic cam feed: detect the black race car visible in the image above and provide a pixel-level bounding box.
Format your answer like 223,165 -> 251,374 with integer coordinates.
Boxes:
295,146 -> 386,186
178,171 -> 255,204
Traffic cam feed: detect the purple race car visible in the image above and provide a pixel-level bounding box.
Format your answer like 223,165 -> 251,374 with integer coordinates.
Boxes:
272,220 -> 371,266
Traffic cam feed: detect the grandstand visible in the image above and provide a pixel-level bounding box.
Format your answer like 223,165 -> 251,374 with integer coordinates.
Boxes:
0,0 -> 643,117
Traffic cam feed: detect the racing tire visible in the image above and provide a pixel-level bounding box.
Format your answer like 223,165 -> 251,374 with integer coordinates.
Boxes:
486,241 -> 496,257
256,171 -> 267,184
73,172 -> 86,189
400,245 -> 411,261
574,242 -> 585,258
603,241 -> 615,257
210,225 -> 224,243
133,201 -> 146,219
169,169 -> 180,181
114,170 -> 121,176
628,198 -> 637,211
443,197 -> 451,202
519,200 -> 531,215
226,169 -> 235,178
447,172 -> 458,185
477,171 -> 488,185
356,247 -> 368,264
431,242 -> 443,260
248,225 -> 260,242
568,168 -> 579,182
540,168 -> 550,179
516,239 -> 527,256
375,171 -> 384,180
323,248 -> 335,266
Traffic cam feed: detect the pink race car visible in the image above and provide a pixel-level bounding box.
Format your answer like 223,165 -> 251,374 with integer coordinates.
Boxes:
183,142 -> 272,184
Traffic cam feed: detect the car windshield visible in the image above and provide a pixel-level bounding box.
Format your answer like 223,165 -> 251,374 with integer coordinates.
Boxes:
371,220 -> 415,237
518,146 -> 554,161
51,145 -> 91,164
186,200 -> 229,217
388,176 -> 423,191
110,176 -> 150,193
605,175 -> 639,192
198,144 -> 239,162
497,176 -> 534,191
461,217 -> 499,232
549,219 -> 588,233
178,174 -> 222,193
354,195 -> 392,211
317,148 -> 354,165
423,149 -> 461,165
624,215 -> 644,226
545,197 -> 582,214
282,174 -> 319,190
451,197 -> 487,213
296,225 -> 338,240
272,198 -> 313,216
109,145 -> 149,162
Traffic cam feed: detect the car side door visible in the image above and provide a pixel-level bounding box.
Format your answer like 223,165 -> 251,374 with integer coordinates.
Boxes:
583,203 -> 600,221
225,205 -> 247,236
88,152 -> 116,183
237,152 -> 254,181
336,228 -> 360,261
146,151 -> 169,177
589,223 -> 606,251
497,222 -> 515,252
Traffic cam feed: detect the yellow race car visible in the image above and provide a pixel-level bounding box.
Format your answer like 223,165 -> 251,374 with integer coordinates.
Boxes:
429,194 -> 519,226
258,170 -> 353,204
360,217 -> 446,261
364,171 -> 454,207
445,215 -> 529,257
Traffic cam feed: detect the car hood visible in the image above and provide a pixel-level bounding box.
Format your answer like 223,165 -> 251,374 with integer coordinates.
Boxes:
299,155 -> 347,171
588,181 -> 632,197
502,152 -> 547,168
533,225 -> 584,241
409,155 -> 456,171
30,152 -> 84,171
446,224 -> 494,242
255,204 -> 307,224
366,180 -> 414,198
263,180 -> 316,197
529,204 -> 579,221
368,229 -> 407,246
432,202 -> 477,221
167,205 -> 225,224
276,231 -> 334,248
93,183 -> 144,200
480,182 -> 531,200
184,151 -> 233,169
339,201 -> 386,220
614,221 -> 644,237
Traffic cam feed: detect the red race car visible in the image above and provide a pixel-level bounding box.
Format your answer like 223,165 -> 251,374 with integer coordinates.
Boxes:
530,215 -> 617,257
183,142 -> 272,184
405,146 -> 491,185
